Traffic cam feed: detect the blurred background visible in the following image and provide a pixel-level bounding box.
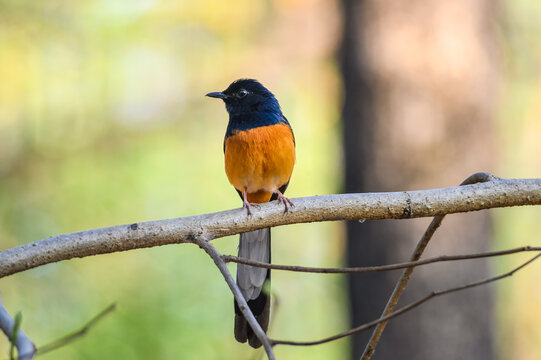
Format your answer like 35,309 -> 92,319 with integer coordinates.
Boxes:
0,0 -> 539,359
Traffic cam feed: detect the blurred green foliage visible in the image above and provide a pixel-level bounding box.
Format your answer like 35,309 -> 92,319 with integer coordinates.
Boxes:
495,2 -> 541,360
0,0 -> 345,359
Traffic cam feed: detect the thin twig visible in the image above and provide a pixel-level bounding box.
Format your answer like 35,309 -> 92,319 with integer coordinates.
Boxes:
33,303 -> 116,357
223,246 -> 541,273
0,293 -> 35,360
271,253 -> 541,347
194,236 -> 276,360
9,311 -> 22,360
361,172 -> 495,360
1,174 -> 541,279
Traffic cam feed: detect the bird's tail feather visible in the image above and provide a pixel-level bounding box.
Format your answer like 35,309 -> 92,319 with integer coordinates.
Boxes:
234,228 -> 271,348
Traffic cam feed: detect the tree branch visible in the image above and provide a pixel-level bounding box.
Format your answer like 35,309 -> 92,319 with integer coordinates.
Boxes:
1,172 -> 540,359
361,172 -> 495,359
270,253 -> 541,347
0,293 -> 35,360
222,246 -> 541,273
193,236 -> 276,360
1,173 -> 540,278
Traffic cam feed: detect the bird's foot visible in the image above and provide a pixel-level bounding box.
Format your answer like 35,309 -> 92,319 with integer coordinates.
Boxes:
242,187 -> 261,215
243,199 -> 260,216
275,190 -> 294,213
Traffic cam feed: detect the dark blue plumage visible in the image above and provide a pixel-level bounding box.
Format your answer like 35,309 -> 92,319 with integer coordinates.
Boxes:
207,79 -> 291,137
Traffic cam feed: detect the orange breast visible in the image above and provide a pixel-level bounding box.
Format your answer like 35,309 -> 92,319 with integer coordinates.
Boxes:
224,123 -> 295,203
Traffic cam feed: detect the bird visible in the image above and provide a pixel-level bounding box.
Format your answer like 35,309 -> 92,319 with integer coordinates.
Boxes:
206,79 -> 295,348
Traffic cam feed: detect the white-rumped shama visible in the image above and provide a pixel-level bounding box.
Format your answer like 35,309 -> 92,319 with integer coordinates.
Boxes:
207,79 -> 295,348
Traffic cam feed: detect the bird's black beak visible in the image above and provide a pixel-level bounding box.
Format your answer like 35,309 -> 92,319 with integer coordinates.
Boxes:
206,91 -> 228,99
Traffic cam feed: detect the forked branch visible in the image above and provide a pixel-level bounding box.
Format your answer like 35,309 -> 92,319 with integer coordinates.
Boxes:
271,253 -> 541,347
1,173 -> 541,360
194,236 -> 276,360
1,173 -> 540,279
361,172 -> 496,359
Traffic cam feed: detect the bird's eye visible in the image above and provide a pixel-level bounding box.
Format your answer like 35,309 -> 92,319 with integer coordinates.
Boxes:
236,89 -> 248,98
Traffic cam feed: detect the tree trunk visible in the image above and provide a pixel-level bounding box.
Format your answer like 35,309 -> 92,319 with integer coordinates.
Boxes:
340,0 -> 499,359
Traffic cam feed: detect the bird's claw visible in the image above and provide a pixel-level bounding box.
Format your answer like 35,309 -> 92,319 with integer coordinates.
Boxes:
243,201 -> 260,216
276,191 -> 294,213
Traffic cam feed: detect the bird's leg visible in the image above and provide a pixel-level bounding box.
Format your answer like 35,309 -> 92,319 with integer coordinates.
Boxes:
275,189 -> 294,213
242,187 -> 260,215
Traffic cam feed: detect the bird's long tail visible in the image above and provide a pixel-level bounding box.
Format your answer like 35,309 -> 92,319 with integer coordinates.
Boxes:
234,228 -> 271,348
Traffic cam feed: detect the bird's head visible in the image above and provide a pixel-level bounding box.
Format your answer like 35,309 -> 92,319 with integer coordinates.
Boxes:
206,79 -> 281,115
